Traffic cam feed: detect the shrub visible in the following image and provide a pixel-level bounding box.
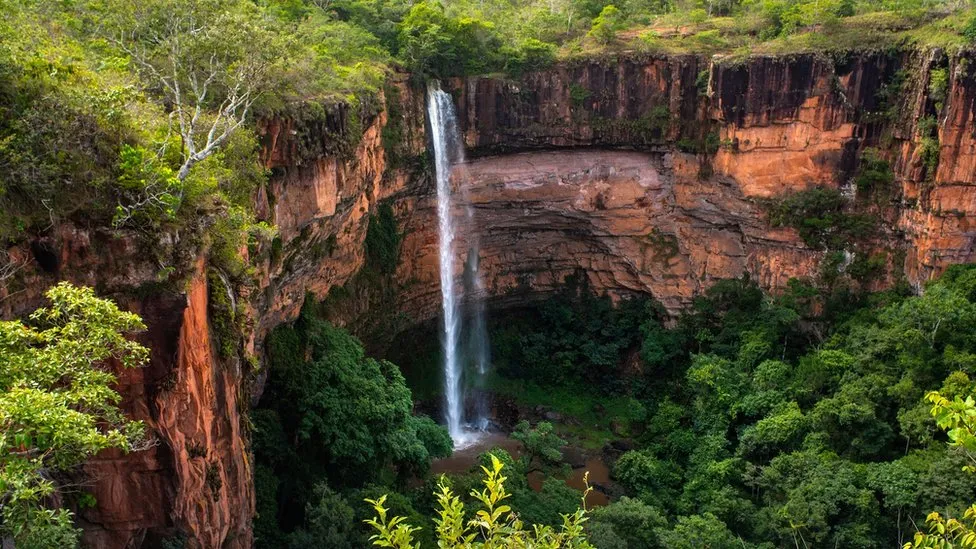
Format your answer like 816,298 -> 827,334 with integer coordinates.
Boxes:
929,67 -> 949,107
963,14 -> 976,43
0,284 -> 149,545
588,5 -> 623,44
764,187 -> 875,250
854,148 -> 894,198
364,202 -> 401,275
365,456 -> 593,548
395,2 -> 503,77
504,38 -> 557,74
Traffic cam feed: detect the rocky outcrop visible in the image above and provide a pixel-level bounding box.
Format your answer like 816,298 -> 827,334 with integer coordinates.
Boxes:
3,49 -> 976,547
252,52 -> 976,333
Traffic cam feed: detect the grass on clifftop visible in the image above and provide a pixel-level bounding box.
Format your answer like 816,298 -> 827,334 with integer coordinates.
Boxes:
566,4 -> 976,62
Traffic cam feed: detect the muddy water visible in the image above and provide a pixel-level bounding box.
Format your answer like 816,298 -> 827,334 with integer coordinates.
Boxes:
568,457 -> 611,507
431,432 -> 613,508
430,432 -> 522,476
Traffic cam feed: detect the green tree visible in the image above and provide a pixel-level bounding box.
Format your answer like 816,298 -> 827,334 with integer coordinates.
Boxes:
654,513 -> 742,549
395,1 -> 503,77
286,484 -> 359,549
261,314 -> 451,483
586,497 -> 667,549
512,420 -> 567,471
587,4 -> 622,44
906,391 -> 976,548
253,307 -> 452,543
613,450 -> 682,510
0,283 -> 149,546
98,0 -> 282,182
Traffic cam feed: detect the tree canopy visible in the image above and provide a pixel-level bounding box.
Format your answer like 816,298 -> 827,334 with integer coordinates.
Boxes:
0,283 -> 148,547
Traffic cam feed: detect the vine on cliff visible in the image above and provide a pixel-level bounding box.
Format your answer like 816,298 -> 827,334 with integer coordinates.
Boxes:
763,186 -> 877,251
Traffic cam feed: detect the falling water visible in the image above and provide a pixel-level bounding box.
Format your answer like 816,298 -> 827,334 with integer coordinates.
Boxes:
427,82 -> 489,447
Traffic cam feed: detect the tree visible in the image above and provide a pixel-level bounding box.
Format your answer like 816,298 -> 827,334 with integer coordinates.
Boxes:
613,450 -> 682,509
654,513 -> 742,549
587,4 -> 622,44
286,484 -> 359,549
395,1 -> 503,77
263,316 -> 451,481
96,0 -> 283,226
0,283 -> 150,546
511,420 -> 567,471
905,391 -> 976,548
253,310 -> 452,542
586,497 -> 667,549
108,0 -> 279,180
365,455 -> 594,548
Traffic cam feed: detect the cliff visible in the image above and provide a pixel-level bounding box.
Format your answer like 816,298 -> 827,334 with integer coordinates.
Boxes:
392,51 -> 975,320
1,48 -> 975,547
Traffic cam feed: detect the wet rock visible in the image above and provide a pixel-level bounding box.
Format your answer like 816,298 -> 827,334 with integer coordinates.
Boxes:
544,410 -> 563,422
562,447 -> 588,469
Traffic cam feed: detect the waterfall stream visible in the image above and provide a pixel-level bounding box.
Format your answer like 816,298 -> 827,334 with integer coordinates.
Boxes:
427,82 -> 489,448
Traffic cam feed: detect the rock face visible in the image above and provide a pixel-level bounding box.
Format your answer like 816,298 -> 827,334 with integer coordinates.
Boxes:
2,50 -> 976,547
397,149 -> 819,317
390,52 -> 976,323
80,260 -> 254,549
0,232 -> 254,548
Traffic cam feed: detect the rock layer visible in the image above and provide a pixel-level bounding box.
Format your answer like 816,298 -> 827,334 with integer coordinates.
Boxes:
397,149 -> 820,317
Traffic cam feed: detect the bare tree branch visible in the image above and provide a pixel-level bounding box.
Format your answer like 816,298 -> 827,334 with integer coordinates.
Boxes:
110,9 -> 269,184
0,250 -> 30,285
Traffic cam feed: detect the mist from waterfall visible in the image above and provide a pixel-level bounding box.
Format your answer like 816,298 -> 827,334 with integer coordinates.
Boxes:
427,82 -> 490,448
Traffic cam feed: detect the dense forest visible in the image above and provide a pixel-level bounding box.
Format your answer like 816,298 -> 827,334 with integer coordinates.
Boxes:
246,262 -> 976,548
3,0 -> 976,547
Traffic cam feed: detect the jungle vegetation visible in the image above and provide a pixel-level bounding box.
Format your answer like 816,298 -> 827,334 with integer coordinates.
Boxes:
0,284 -> 150,546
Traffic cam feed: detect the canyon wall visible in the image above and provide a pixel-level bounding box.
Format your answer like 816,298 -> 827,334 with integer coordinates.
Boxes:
393,52 -> 976,322
2,49 -> 976,546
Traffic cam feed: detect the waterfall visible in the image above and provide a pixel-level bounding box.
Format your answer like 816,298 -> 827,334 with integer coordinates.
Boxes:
427,82 -> 489,447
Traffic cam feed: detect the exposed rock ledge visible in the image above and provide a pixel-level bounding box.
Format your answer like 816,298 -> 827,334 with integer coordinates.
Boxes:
396,149 -> 820,320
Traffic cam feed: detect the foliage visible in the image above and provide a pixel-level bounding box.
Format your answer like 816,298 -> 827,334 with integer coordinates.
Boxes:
286,484 -> 359,549
365,202 -> 402,275
588,5 -> 623,44
929,67 -> 950,108
365,455 -> 594,548
586,497 -> 667,549
253,301 -> 451,545
488,264 -> 976,547
0,283 -> 148,545
512,421 -> 567,470
854,148 -> 895,201
504,38 -> 557,74
764,186 -> 876,250
918,115 -> 941,176
964,14 -> 976,43
905,391 -> 976,548
491,272 -> 651,391
654,513 -> 744,549
396,1 -> 504,77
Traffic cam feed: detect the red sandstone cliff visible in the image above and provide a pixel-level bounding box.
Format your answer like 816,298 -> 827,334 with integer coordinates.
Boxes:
2,49 -> 975,547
